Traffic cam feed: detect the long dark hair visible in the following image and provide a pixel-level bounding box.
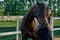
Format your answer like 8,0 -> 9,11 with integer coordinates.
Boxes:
47,7 -> 52,18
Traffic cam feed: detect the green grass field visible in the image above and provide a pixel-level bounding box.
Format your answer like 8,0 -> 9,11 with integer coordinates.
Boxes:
0,19 -> 60,40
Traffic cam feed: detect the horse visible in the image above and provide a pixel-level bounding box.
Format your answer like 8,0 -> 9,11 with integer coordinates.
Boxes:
21,1 -> 50,40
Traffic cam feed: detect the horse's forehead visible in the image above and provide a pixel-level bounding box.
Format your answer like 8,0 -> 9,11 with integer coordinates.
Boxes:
32,5 -> 39,11
33,4 -> 47,11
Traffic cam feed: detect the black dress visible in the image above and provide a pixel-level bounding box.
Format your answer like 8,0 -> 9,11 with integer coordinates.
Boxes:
37,18 -> 52,40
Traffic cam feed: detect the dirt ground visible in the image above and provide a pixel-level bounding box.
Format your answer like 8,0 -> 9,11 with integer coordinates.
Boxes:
54,37 -> 60,40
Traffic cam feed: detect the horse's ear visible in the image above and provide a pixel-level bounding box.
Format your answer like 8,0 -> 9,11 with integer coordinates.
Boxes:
36,0 -> 40,5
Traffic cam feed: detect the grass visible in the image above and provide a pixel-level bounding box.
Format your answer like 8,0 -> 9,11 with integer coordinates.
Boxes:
0,21 -> 16,27
0,19 -> 22,33
0,34 -> 16,40
54,30 -> 60,37
0,20 -> 22,40
54,20 -> 60,28
53,19 -> 60,37
0,20 -> 17,33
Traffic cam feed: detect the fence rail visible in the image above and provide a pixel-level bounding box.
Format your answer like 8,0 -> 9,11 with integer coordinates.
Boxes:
0,16 -> 23,20
0,31 -> 21,36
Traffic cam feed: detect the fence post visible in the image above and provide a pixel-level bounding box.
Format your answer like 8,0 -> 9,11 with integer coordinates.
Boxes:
52,18 -> 54,40
16,19 -> 19,40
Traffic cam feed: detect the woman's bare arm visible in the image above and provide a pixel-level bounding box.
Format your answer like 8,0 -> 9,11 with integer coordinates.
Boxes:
45,17 -> 53,31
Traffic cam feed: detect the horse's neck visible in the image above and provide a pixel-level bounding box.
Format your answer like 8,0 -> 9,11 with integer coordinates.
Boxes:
25,15 -> 34,29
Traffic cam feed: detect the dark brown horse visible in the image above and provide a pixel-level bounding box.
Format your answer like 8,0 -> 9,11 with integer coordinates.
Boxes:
21,1 -> 50,40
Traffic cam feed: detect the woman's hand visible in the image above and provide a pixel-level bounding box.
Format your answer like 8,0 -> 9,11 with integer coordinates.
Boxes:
44,17 -> 52,31
44,17 -> 48,22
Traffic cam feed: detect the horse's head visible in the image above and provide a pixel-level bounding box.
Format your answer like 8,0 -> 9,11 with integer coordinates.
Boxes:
32,2 -> 48,23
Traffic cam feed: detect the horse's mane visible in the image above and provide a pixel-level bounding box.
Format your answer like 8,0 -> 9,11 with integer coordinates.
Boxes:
23,4 -> 39,26
21,4 -> 39,34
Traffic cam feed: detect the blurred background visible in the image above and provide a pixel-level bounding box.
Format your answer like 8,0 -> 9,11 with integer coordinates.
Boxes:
0,0 -> 60,40
0,0 -> 60,16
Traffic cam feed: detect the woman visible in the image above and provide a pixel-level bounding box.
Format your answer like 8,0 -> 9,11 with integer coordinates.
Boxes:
37,7 -> 53,40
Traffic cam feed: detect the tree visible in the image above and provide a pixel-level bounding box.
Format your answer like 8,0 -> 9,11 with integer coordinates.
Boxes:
4,0 -> 17,16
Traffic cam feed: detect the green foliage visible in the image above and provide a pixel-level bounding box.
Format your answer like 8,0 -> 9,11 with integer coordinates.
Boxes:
4,0 -> 16,15
0,0 -> 60,16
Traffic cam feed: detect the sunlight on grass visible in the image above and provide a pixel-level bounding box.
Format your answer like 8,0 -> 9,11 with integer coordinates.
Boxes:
0,21 -> 16,27
54,20 -> 60,28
